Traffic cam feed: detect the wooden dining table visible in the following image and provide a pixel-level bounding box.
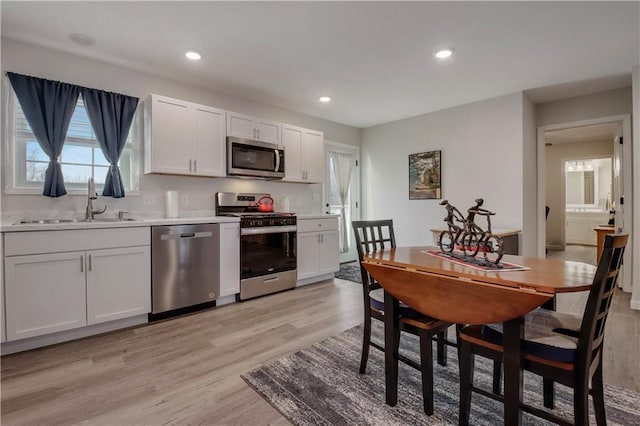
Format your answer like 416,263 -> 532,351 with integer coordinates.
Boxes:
363,246 -> 596,426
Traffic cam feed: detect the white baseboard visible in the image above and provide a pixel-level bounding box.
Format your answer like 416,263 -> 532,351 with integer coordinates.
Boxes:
216,294 -> 237,306
631,299 -> 640,311
546,244 -> 564,251
1,314 -> 148,355
296,272 -> 336,287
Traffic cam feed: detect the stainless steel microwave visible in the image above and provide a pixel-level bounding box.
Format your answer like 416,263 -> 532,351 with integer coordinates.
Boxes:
227,137 -> 285,179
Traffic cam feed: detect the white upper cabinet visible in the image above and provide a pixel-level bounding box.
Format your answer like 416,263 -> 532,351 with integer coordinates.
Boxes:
227,111 -> 281,144
145,94 -> 226,177
192,104 -> 226,177
282,124 -> 324,183
282,125 -> 304,181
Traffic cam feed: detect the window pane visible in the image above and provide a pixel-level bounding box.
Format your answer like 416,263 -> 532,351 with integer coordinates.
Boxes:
61,164 -> 92,184
62,144 -> 93,164
94,148 -> 109,166
66,101 -> 95,139
94,166 -> 109,184
26,141 -> 49,161
25,161 -> 47,182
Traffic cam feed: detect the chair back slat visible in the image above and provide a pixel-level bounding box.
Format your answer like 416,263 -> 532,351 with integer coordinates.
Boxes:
352,220 -> 396,293
577,233 -> 628,371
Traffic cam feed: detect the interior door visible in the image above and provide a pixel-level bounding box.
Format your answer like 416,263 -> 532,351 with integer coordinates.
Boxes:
324,142 -> 360,264
613,126 -> 632,291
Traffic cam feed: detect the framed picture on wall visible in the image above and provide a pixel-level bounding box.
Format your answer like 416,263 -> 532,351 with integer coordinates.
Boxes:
409,150 -> 441,199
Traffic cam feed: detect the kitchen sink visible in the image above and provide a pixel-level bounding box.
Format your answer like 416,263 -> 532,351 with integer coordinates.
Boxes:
14,218 -> 140,225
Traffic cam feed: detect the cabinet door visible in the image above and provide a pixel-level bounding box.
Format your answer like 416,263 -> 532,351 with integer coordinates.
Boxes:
219,223 -> 240,297
319,230 -> 340,274
566,217 -> 589,245
86,246 -> 151,325
282,124 -> 304,182
304,129 -> 324,183
255,118 -> 281,144
147,95 -> 192,175
297,232 -> 320,280
227,112 -> 256,140
192,104 -> 226,177
5,252 -> 87,340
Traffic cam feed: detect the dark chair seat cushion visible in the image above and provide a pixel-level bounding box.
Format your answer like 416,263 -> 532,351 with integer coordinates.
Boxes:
369,288 -> 423,318
481,308 -> 581,363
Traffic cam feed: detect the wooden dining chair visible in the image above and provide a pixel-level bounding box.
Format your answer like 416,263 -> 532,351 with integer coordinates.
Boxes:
352,219 -> 453,415
458,233 -> 628,425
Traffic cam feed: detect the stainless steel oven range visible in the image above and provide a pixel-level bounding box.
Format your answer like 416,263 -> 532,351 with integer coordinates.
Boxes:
216,192 -> 296,300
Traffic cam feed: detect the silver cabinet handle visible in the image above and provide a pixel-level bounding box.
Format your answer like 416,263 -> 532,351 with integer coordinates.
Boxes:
194,159 -> 197,172
88,254 -> 92,272
80,255 -> 84,273
189,159 -> 192,172
253,128 -> 257,139
321,234 -> 324,243
257,129 -> 261,139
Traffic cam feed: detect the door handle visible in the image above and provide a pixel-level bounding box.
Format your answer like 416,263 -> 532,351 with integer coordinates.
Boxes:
80,255 -> 84,273
194,159 -> 197,173
274,149 -> 280,172
189,159 -> 192,172
88,254 -> 92,272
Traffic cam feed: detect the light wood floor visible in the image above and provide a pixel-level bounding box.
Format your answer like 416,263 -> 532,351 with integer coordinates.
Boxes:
2,273 -> 639,425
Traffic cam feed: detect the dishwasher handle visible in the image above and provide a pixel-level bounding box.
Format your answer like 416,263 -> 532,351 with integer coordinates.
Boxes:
160,231 -> 213,240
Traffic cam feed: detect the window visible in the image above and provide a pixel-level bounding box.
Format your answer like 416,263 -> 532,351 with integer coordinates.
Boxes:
7,88 -> 140,194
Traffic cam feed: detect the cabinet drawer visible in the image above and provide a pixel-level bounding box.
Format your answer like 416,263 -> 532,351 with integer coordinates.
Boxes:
5,227 -> 150,256
297,218 -> 338,233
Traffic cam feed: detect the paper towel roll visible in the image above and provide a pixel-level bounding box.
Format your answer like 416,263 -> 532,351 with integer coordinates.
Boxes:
282,197 -> 290,213
165,190 -> 179,218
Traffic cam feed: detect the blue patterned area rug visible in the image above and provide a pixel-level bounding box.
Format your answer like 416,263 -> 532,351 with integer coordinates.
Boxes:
242,322 -> 640,425
334,262 -> 362,284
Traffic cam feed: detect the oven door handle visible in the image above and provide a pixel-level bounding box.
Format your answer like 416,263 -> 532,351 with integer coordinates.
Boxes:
241,225 -> 297,236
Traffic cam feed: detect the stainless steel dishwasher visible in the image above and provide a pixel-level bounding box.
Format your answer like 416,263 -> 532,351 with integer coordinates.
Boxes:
151,223 -> 220,314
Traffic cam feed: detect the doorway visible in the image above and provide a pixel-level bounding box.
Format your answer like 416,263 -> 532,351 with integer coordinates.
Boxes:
324,141 -> 360,264
538,115 -> 633,296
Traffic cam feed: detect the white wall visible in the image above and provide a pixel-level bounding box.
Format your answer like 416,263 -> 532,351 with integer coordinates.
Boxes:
0,38 -> 361,217
544,140 -> 613,248
632,65 -> 640,310
361,93 -> 525,247
536,87 -> 632,127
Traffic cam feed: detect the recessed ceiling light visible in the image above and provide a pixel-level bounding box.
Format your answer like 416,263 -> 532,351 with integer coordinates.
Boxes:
69,33 -> 95,46
433,49 -> 454,59
185,51 -> 202,60
319,96 -> 331,103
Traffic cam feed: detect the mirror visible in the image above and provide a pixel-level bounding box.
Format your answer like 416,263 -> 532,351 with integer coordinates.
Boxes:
565,158 -> 612,211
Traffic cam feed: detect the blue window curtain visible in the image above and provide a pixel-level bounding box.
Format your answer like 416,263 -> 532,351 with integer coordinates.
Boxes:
80,88 -> 138,198
7,72 -> 80,197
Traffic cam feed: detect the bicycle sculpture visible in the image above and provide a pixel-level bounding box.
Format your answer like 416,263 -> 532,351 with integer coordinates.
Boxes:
438,198 -> 504,265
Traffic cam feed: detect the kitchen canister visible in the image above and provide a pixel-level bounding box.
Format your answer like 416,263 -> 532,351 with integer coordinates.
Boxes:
165,190 -> 179,218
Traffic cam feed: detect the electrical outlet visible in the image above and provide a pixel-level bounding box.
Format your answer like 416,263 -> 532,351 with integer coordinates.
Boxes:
181,194 -> 189,206
143,194 -> 155,206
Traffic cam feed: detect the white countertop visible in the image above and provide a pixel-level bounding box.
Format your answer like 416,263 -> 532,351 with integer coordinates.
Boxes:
0,213 -> 338,232
1,216 -> 240,233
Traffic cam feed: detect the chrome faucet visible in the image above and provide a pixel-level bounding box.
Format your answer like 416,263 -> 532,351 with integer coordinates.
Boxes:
85,177 -> 107,220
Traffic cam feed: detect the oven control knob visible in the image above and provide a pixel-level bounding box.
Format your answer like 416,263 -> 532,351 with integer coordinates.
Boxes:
269,219 -> 275,226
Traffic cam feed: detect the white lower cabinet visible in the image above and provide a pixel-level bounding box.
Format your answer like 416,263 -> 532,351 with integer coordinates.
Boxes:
5,251 -> 87,341
219,223 -> 240,297
87,246 -> 151,325
3,228 -> 151,341
565,212 -> 609,245
296,217 -> 339,284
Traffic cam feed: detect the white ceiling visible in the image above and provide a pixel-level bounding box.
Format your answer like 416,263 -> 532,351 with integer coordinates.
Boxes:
2,1 -> 638,128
